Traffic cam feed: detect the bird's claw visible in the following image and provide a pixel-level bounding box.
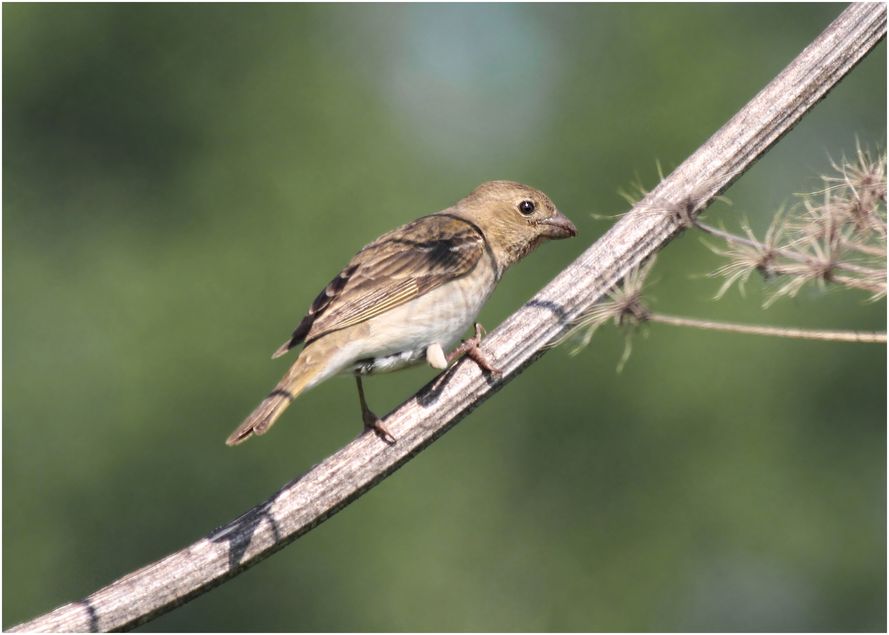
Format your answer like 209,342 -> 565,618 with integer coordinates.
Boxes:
447,322 -> 502,378
363,411 -> 396,445
466,345 -> 503,379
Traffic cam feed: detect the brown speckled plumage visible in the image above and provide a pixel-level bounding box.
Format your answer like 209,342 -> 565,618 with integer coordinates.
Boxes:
227,180 -> 576,446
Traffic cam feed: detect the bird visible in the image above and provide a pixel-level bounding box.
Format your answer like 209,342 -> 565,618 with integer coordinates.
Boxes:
226,180 -> 576,446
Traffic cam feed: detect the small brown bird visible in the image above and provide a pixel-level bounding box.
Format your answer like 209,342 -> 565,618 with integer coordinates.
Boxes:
226,180 -> 576,446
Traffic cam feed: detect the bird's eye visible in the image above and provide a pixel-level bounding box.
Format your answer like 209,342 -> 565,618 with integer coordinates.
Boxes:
518,200 -> 536,215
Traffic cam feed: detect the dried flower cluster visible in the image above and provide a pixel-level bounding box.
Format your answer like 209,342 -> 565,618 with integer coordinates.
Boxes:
560,144 -> 887,360
551,258 -> 655,370
702,143 -> 886,305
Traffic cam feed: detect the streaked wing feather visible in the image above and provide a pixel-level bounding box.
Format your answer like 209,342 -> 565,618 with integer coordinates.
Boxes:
274,214 -> 485,354
319,279 -> 419,331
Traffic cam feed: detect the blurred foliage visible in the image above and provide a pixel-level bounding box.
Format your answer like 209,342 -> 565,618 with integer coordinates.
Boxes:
3,4 -> 886,631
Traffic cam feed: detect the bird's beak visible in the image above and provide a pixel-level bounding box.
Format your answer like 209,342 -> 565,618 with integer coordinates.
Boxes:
538,211 -> 577,239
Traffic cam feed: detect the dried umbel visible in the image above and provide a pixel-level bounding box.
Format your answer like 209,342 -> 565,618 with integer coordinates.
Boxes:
561,143 -> 887,364
702,143 -> 886,305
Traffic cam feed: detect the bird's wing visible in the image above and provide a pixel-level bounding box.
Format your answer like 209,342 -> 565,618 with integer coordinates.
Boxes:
272,214 -> 486,357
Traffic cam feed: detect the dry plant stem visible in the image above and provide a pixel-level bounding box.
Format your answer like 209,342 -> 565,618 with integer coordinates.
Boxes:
650,312 -> 887,343
845,240 -> 886,257
10,4 -> 886,633
829,273 -> 887,294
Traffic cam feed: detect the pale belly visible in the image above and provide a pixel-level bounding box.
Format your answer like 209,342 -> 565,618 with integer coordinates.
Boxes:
347,260 -> 497,375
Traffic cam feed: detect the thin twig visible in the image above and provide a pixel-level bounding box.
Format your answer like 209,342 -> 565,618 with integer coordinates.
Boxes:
9,3 -> 886,633
830,273 -> 887,294
843,238 -> 887,257
649,312 -> 887,343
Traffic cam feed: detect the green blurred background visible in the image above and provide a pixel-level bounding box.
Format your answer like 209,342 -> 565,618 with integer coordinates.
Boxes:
3,3 -> 886,631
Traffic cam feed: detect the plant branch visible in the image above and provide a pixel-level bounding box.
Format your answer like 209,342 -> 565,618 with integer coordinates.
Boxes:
649,312 -> 887,343
10,3 -> 886,633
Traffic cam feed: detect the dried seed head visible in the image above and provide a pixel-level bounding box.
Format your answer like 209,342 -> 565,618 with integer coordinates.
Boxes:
707,144 -> 885,306
551,258 -> 656,361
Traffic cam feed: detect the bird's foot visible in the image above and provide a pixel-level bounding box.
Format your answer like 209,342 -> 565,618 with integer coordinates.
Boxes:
447,323 -> 502,378
355,375 -> 396,444
363,408 -> 396,445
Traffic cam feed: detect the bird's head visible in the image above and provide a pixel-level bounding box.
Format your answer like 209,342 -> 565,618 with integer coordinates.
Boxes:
452,180 -> 577,270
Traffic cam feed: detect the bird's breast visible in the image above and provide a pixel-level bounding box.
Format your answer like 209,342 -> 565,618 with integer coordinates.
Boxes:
347,256 -> 498,374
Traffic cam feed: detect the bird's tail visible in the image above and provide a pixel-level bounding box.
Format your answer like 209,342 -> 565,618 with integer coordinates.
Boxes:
226,353 -> 326,446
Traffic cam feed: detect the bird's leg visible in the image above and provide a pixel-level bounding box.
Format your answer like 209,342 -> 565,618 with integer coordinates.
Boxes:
447,322 -> 502,378
355,375 -> 396,444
